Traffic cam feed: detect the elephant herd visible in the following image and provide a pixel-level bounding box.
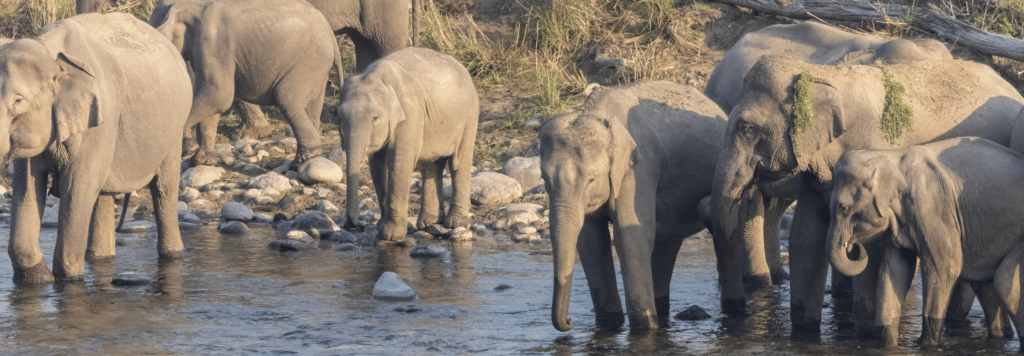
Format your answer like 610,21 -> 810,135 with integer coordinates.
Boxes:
5,0 -> 1024,351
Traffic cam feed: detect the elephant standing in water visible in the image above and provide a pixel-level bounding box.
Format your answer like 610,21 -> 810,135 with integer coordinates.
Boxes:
540,81 -> 726,331
704,21 -> 953,293
1,13 -> 192,283
337,47 -> 478,241
710,56 -> 1024,335
149,0 -> 343,168
829,137 -> 1024,349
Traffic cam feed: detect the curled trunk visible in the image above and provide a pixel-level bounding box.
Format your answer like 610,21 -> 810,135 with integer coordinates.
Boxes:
828,226 -> 868,276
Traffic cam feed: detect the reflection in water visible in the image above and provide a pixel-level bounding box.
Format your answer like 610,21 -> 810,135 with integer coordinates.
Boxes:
0,225 -> 1017,354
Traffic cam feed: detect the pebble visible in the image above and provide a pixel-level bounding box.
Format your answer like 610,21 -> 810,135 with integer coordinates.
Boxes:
494,284 -> 513,291
335,243 -> 356,251
111,272 -> 151,287
119,220 -> 157,233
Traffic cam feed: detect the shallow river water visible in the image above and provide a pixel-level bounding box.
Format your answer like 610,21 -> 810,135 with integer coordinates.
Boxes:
0,222 -> 1017,355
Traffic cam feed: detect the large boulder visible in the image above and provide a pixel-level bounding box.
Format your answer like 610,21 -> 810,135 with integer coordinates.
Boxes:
246,172 -> 292,191
501,157 -> 543,193
372,272 -> 417,300
291,211 -> 340,238
221,202 -> 254,222
470,172 -> 522,206
298,157 -> 344,185
217,221 -> 249,234
180,166 -> 225,189
492,203 -> 544,230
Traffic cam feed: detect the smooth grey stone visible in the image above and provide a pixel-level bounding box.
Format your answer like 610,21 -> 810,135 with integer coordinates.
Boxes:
111,272 -> 151,287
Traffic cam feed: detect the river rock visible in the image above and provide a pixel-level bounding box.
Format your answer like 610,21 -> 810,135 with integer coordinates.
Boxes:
674,305 -> 712,320
516,226 -> 537,234
179,211 -> 201,224
178,222 -> 200,231
470,172 -> 522,206
177,201 -> 188,212
335,243 -> 356,251
291,211 -> 340,238
120,220 -> 157,233
298,157 -> 344,185
221,202 -> 254,221
179,187 -> 200,203
286,230 -> 315,244
180,166 -> 225,189
111,272 -> 151,287
41,203 -> 59,227
254,214 -> 272,223
217,221 -> 249,234
492,203 -> 543,230
268,239 -> 317,252
247,172 -> 292,191
328,230 -> 359,244
502,157 -> 543,193
278,137 -> 298,151
449,227 -> 473,241
495,284 -> 513,291
512,233 -> 540,243
372,272 -> 417,300
412,231 -> 434,240
409,242 -> 450,258
315,200 -> 340,214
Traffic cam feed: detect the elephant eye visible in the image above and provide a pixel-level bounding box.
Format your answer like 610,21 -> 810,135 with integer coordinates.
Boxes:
738,122 -> 756,138
837,203 -> 851,215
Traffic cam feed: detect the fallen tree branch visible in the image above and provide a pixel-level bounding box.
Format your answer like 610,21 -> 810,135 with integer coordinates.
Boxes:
711,0 -> 1024,62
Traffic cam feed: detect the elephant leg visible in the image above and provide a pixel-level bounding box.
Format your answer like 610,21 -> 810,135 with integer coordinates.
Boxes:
9,158 -> 53,284
740,186 -> 772,290
187,55 -> 235,166
578,215 -> 624,329
368,151 -> 389,225
53,167 -> 106,281
973,283 -> 1015,339
229,100 -> 273,141
445,135 -> 474,229
852,239 -> 884,337
149,157 -> 184,259
611,170 -> 658,331
946,282 -> 975,323
350,33 -> 381,73
192,113 -> 223,166
182,126 -> 199,157
652,236 -> 685,322
85,195 -> 116,260
992,243 -> 1024,352
876,247 -> 916,347
917,268 -> 958,348
763,196 -> 793,284
276,81 -> 323,168
788,184 -> 830,333
416,160 -> 445,230
379,139 -> 418,241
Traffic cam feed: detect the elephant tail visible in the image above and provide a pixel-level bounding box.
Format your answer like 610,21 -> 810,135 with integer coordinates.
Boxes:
116,193 -> 131,233
412,0 -> 421,47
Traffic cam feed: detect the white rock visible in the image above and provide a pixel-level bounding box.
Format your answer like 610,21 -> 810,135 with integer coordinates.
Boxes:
517,226 -> 538,234
180,187 -> 201,203
247,172 -> 292,191
317,188 -> 331,198
208,190 -> 224,200
470,172 -> 522,206
298,157 -> 344,185
512,233 -> 541,243
302,188 -> 316,195
502,157 -> 543,193
492,203 -> 544,229
372,272 -> 417,300
221,202 -> 254,221
217,221 -> 249,234
180,166 -> 226,189
177,201 -> 188,213
286,230 -> 315,244
233,138 -> 260,152
213,144 -> 235,158
278,137 -> 298,151
450,227 -> 473,241
120,220 -> 157,233
316,200 -> 340,213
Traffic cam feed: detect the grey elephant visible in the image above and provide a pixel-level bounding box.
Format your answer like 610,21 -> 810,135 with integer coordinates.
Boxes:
704,21 -> 952,293
710,56 -> 1024,335
1,13 -> 192,283
541,81 -> 726,331
149,0 -> 342,167
829,137 -> 1024,349
337,47 -> 478,241
229,0 -> 420,141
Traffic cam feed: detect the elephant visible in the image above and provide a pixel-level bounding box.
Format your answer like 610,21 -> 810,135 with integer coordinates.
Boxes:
540,81 -> 727,331
0,13 -> 192,283
228,0 -> 421,141
828,137 -> 1024,349
149,0 -> 343,168
709,55 -> 1024,335
703,21 -> 952,292
337,47 -> 478,241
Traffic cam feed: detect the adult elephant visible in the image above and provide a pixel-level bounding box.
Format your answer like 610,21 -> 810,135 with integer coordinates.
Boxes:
149,0 -> 343,167
711,56 -> 1024,335
1,13 -> 192,283
541,81 -> 726,331
704,21 -> 952,291
229,0 -> 420,141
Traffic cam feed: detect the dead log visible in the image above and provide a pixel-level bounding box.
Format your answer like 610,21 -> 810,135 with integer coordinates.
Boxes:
916,7 -> 1024,62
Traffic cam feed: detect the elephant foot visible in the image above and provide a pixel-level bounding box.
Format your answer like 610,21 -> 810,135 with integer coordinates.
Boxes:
878,324 -> 899,346
790,302 -> 822,334
595,310 -> 625,330
721,298 -> 746,315
85,251 -> 115,261
190,150 -> 220,167
53,270 -> 85,283
377,220 -> 408,242
743,274 -> 772,290
290,147 -> 323,169
988,323 -> 1015,339
13,260 -> 54,285
158,249 -> 184,260
182,137 -> 200,157
770,269 -> 789,284
229,121 -> 273,141
655,295 -> 670,320
444,210 -> 471,229
416,213 -> 440,231
917,317 -> 943,349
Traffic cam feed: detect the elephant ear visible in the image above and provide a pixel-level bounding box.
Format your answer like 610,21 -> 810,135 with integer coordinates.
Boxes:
791,74 -> 846,170
379,62 -> 426,135
865,156 -> 906,218
155,5 -> 188,53
607,118 -> 638,198
38,21 -> 107,143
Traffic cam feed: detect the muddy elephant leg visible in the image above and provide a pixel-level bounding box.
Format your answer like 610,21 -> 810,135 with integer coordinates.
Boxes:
445,133 -> 474,229
652,236 -> 685,322
973,283 -> 1015,339
740,186 -> 772,290
277,81 -> 323,168
917,256 -> 959,348
9,158 -> 53,284
150,155 -> 185,259
229,101 -> 273,141
578,216 -> 624,329
378,136 -> 419,241
416,160 -> 445,230
86,195 -> 116,260
852,239 -> 884,337
53,166 -> 106,281
763,196 -> 793,284
876,247 -> 916,347
789,183 -> 830,333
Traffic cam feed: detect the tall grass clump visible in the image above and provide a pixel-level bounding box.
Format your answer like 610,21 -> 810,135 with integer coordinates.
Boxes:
28,0 -> 72,33
421,0 -> 530,87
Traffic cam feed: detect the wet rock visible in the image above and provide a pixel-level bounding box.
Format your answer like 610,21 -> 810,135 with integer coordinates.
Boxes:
315,200 -> 340,214
394,306 -> 422,313
246,172 -> 292,191
502,157 -> 543,194
396,238 -> 416,247
41,203 -> 60,227
412,231 -> 434,240
674,305 -> 712,320
426,224 -> 450,237
276,221 -> 292,232
328,230 -> 359,244
449,227 -> 473,241
178,211 -> 201,224
180,166 -> 226,189
325,146 -> 347,166
217,221 -> 249,234
492,203 -> 543,230
221,202 -> 254,222
470,172 -> 522,206
177,201 -> 188,212
512,233 -> 540,243
111,272 -> 151,287
180,187 -> 200,203
286,230 -> 315,244
298,157 -> 344,185
120,220 -> 157,233
178,222 -> 200,231
254,213 -> 272,223
372,272 -> 417,300
516,226 -> 538,234
268,239 -> 317,252
529,250 -> 553,256
291,211 -> 340,237
335,243 -> 356,251
494,284 -> 513,291
410,242 -> 450,258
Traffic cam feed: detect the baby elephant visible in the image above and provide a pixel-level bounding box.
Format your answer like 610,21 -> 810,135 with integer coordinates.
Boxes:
337,47 -> 479,241
829,137 -> 1024,350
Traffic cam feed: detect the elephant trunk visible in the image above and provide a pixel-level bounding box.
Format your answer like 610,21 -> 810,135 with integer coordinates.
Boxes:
828,224 -> 868,276
709,144 -> 757,311
345,133 -> 369,228
550,200 -> 585,332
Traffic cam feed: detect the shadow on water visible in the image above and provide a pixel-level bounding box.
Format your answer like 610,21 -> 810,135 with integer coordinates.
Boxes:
0,224 -> 1018,354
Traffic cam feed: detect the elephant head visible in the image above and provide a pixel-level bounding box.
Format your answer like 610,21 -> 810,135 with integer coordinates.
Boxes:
149,0 -> 203,56
539,112 -> 637,331
0,20 -> 110,163
710,56 -> 845,303
827,152 -> 905,276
